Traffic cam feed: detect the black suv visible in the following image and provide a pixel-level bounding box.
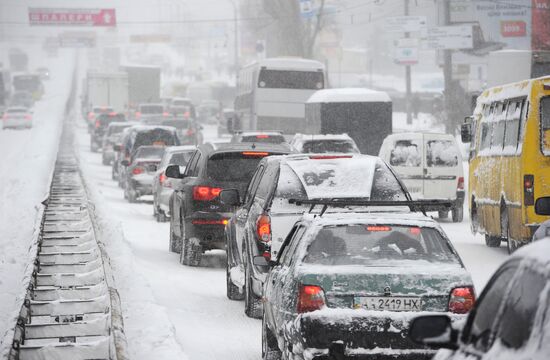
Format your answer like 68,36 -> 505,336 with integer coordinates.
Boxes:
90,112 -> 125,152
166,142 -> 292,266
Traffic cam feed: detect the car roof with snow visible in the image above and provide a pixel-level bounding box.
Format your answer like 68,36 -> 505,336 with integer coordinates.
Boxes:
201,142 -> 292,154
235,130 -> 283,136
511,238 -> 550,265
127,125 -> 177,133
164,145 -> 196,153
293,133 -> 354,142
299,211 -> 441,230
307,88 -> 391,103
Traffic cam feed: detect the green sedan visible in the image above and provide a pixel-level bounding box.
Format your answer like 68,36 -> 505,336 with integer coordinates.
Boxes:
258,211 -> 475,360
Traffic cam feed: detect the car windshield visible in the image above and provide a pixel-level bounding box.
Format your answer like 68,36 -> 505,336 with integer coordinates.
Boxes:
302,225 -> 460,266
140,105 -> 164,114
207,152 -> 271,182
241,135 -> 286,144
302,140 -> 357,153
135,147 -> 165,159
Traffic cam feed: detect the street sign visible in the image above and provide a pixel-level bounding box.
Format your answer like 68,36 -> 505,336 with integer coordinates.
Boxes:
385,16 -> 427,33
300,0 -> 315,19
394,38 -> 419,65
29,8 -> 116,27
424,25 -> 473,50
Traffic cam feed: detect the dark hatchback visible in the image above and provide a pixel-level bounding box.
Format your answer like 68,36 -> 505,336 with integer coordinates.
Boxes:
166,143 -> 292,266
90,112 -> 125,152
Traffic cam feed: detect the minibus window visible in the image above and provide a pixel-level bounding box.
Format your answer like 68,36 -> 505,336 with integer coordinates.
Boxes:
504,101 -> 521,151
540,97 -> 550,155
480,123 -> 492,151
491,121 -> 506,150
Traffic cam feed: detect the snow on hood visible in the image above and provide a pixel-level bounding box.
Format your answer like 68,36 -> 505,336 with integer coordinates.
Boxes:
286,157 -> 377,199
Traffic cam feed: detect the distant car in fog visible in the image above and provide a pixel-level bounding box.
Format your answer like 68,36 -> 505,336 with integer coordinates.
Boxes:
2,106 -> 32,129
35,67 -> 50,80
122,145 -> 165,203
290,133 -> 360,154
102,122 -> 135,165
152,146 -> 196,222
230,131 -> 288,145
135,103 -> 167,122
168,97 -> 196,118
160,118 -> 203,146
87,106 -> 114,133
9,91 -> 34,109
90,112 -> 125,153
218,108 -> 235,137
12,73 -> 43,100
197,100 -> 220,124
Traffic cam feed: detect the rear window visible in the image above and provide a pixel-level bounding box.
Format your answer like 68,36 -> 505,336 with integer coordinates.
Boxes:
134,129 -> 178,149
390,140 -> 421,167
303,225 -> 460,266
207,152 -> 271,182
426,140 -> 459,167
108,125 -> 131,135
140,105 -> 164,114
241,135 -> 286,144
94,107 -> 113,114
135,147 -> 165,159
161,120 -> 191,129
302,140 -> 357,153
258,69 -> 324,90
98,114 -> 125,125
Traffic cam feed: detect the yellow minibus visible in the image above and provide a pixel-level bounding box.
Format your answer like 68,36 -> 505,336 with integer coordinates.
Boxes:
462,76 -> 550,253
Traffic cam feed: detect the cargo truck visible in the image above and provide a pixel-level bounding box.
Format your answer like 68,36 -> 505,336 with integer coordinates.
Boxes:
84,71 -> 129,114
120,65 -> 161,110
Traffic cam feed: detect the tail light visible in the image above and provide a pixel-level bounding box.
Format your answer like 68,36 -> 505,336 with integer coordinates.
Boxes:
256,134 -> 269,139
184,111 -> 190,119
524,174 -> 534,206
95,120 -> 100,128
135,111 -> 141,118
449,286 -> 475,314
108,112 -> 117,117
186,128 -> 195,136
242,151 -> 269,157
256,214 -> 271,243
192,219 -> 228,225
132,166 -> 145,175
163,112 -> 170,117
88,112 -> 94,120
159,172 -> 170,187
297,284 -> 326,313
457,176 -> 464,191
193,186 -> 222,201
25,114 -> 32,120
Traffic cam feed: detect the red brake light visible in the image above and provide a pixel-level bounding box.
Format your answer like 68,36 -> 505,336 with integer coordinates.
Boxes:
409,227 -> 421,235
309,155 -> 353,160
193,186 -> 222,201
242,151 -> 269,157
163,112 -> 170,117
88,112 -> 94,120
25,114 -> 32,120
95,120 -> 100,128
186,128 -> 195,136
135,111 -> 141,118
256,214 -> 271,243
159,172 -> 170,187
256,134 -> 269,139
184,111 -> 190,119
192,219 -> 229,225
449,287 -> 475,314
297,284 -> 326,313
366,226 -> 392,232
108,112 -> 117,117
457,176 -> 464,190
132,167 -> 145,175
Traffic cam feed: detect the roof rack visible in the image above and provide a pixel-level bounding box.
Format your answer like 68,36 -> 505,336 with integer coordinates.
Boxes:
287,198 -> 454,217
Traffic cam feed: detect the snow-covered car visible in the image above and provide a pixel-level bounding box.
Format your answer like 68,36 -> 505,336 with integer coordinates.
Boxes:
87,106 -> 113,133
168,97 -> 195,118
152,146 -> 196,222
410,239 -> 550,360
2,106 -> 32,129
379,132 -> 465,222
165,143 -> 292,265
102,122 -> 135,166
259,209 -> 474,360
221,154 -> 411,318
122,146 -> 165,203
230,131 -> 288,145
290,133 -> 361,154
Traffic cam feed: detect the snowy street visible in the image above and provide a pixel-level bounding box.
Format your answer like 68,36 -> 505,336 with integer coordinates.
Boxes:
75,119 -> 507,360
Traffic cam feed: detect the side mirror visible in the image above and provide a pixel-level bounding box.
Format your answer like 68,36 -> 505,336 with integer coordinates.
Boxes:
253,255 -> 274,268
220,189 -> 241,206
113,145 -> 121,152
535,197 -> 550,215
120,160 -> 130,167
409,315 -> 458,350
461,117 -> 473,143
165,164 -> 184,179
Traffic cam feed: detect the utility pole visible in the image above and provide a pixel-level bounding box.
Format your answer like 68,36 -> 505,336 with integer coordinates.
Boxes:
230,0 -> 239,78
405,0 -> 412,125
442,0 -> 453,132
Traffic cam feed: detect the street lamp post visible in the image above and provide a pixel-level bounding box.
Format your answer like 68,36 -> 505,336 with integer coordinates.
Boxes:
229,0 -> 239,76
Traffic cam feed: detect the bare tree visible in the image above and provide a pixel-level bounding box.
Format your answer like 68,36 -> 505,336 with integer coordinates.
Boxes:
262,0 -> 326,58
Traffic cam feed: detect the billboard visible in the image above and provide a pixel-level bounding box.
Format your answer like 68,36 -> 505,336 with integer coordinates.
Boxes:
29,8 -> 116,27
532,0 -> 550,51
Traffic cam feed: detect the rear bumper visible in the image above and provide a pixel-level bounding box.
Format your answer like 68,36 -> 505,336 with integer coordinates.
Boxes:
2,119 -> 31,128
289,310 -> 463,360
130,176 -> 154,195
185,211 -> 233,249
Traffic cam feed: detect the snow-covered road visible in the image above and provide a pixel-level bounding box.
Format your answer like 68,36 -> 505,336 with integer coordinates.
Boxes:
0,54 -> 74,342
75,118 -> 509,359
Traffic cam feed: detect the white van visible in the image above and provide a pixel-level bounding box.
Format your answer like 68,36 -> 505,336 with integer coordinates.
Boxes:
379,132 -> 465,222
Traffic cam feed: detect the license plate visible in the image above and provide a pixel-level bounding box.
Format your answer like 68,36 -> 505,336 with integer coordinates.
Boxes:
354,296 -> 423,311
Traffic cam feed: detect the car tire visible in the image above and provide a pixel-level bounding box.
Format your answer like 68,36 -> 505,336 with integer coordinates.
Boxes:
452,206 -> 463,223
470,200 -> 479,233
438,210 -> 448,219
244,262 -> 263,319
169,220 -> 182,253
226,260 -> 244,300
485,234 -> 501,248
502,208 -> 518,254
156,210 -> 167,223
102,157 -> 109,166
127,189 -> 137,203
111,167 -> 116,180
181,236 -> 202,266
262,314 -> 281,360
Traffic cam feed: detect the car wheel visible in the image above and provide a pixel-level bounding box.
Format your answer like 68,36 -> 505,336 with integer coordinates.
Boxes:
452,206 -> 463,223
262,314 -> 281,360
102,156 -> 109,166
470,200 -> 479,233
485,234 -> 501,248
502,209 -> 518,254
244,261 -> 263,319
127,189 -> 137,203
169,219 -> 182,253
226,260 -> 244,300
111,167 -> 116,180
180,221 -> 202,266
438,210 -> 448,219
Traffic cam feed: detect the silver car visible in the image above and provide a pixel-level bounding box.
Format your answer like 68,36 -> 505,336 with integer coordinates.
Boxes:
152,146 -> 196,222
2,107 -> 32,129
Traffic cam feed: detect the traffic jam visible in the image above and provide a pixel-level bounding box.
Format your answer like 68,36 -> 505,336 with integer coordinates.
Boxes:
2,1 -> 550,360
